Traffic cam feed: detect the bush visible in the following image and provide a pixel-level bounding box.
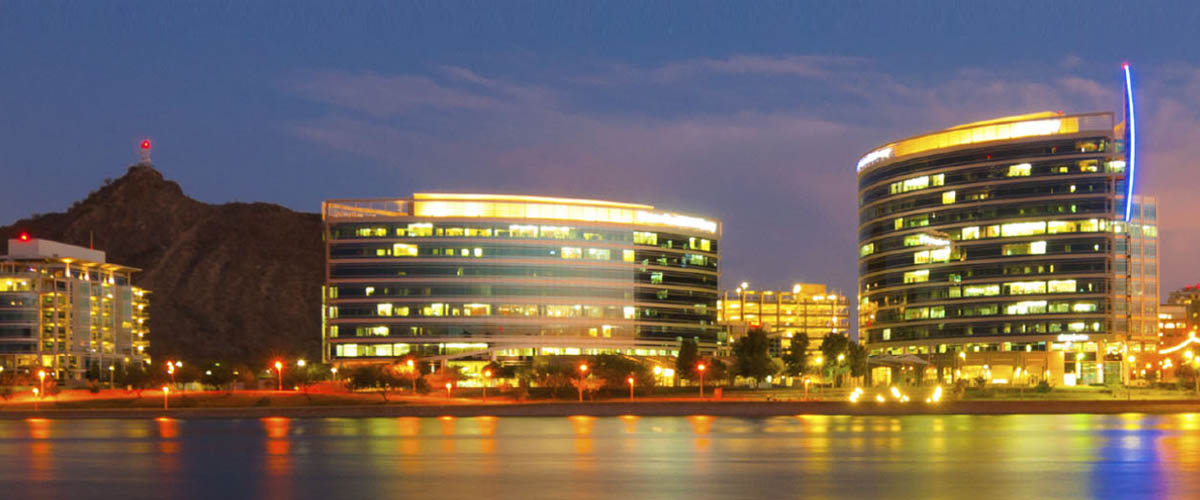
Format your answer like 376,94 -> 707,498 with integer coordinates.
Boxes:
1035,380 -> 1052,393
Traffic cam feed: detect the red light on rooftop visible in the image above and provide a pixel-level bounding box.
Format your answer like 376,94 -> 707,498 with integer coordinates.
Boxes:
1123,62 -> 1130,69
18,232 -> 31,242
141,140 -> 151,149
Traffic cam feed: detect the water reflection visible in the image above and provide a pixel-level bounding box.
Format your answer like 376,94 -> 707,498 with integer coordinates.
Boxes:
1,414 -> 1199,499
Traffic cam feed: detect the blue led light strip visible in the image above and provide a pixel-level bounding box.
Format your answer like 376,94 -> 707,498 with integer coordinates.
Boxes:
1123,64 -> 1137,222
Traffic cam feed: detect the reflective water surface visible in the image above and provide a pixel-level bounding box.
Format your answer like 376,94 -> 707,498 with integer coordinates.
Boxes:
2,414 -> 1199,499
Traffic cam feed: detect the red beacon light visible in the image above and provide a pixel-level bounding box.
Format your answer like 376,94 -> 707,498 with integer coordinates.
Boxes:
18,232 -> 31,242
141,140 -> 151,150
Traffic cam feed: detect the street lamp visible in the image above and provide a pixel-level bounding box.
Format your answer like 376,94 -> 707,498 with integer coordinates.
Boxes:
577,363 -> 589,402
405,358 -> 418,393
697,362 -> 707,398
445,382 -> 453,399
108,365 -> 115,390
482,369 -> 492,402
627,375 -> 635,401
32,388 -> 39,411
274,361 -> 283,391
166,362 -> 176,387
162,386 -> 170,410
297,359 -> 306,368
331,367 -> 338,382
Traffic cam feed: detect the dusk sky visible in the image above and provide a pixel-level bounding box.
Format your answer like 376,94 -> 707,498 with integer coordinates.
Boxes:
3,1 -> 1199,300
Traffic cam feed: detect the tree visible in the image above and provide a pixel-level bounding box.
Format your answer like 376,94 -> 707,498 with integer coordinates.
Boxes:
676,338 -> 700,381
703,357 -> 729,384
123,363 -> 161,397
732,328 -> 777,384
346,365 -> 403,402
201,362 -> 238,391
819,333 -> 851,387
533,363 -> 573,399
848,342 -> 869,381
589,354 -> 655,393
782,332 -> 810,377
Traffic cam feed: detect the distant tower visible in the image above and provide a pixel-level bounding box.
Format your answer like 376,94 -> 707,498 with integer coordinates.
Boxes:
138,139 -> 152,165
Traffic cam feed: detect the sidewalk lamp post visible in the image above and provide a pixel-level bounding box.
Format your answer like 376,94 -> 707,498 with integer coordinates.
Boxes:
406,359 -> 417,393
697,362 -> 706,398
108,365 -> 115,389
578,363 -> 589,402
37,369 -> 46,398
166,362 -> 175,387
837,353 -> 846,387
33,388 -> 39,411
627,375 -> 635,401
330,367 -> 338,382
482,369 -> 492,402
445,382 -> 453,399
162,386 -> 169,410
274,361 -> 283,391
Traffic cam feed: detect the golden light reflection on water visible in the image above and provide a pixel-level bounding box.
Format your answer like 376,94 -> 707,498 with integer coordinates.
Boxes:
619,415 -> 638,434
261,417 -> 292,475
476,416 -> 498,455
569,415 -> 595,455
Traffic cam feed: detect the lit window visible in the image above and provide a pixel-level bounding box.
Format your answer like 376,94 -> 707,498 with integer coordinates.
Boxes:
1007,163 -> 1032,177
903,270 -> 929,284
931,174 -> 945,186
1048,280 -> 1077,293
393,243 -> 418,257
1006,281 -> 1047,295
904,307 -> 929,320
633,232 -> 658,245
587,248 -> 612,260
377,303 -> 393,317
623,250 -> 635,262
1005,300 -> 1047,315
561,247 -> 582,259
1077,160 -> 1099,172
963,284 -> 1000,297
1072,302 -> 1098,312
623,306 -> 636,319
960,226 -> 980,240
1001,221 -> 1046,237
407,223 -> 433,237
942,190 -> 956,205
860,243 -> 875,257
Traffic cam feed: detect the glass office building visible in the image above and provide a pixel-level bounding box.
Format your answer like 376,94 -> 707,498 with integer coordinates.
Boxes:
322,194 -> 721,365
1,236 -> 150,381
857,101 -> 1156,386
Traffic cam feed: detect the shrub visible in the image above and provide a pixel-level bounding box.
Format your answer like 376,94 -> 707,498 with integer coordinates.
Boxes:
1035,380 -> 1052,393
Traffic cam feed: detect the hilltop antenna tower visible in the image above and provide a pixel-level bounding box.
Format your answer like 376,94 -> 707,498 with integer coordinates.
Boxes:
138,139 -> 152,165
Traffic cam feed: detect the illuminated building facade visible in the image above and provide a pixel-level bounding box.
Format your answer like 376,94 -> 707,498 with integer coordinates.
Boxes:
1167,285 -> 1200,326
0,236 -> 150,381
857,74 -> 1156,387
322,194 -> 721,364
717,283 -> 849,356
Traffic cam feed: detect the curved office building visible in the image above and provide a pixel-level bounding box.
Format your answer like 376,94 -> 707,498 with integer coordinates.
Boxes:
322,194 -> 721,364
857,105 -> 1157,386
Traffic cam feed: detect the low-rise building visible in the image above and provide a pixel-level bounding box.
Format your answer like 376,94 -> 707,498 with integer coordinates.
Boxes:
717,282 -> 850,356
0,234 -> 150,381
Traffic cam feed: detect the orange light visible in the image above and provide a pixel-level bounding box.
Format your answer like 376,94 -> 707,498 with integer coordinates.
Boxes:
406,359 -> 414,368
483,370 -> 492,377
37,370 -> 45,380
697,363 -> 706,372
274,361 -> 282,371
579,364 -> 588,373
162,386 -> 169,394
445,382 -> 452,390
627,377 -> 635,385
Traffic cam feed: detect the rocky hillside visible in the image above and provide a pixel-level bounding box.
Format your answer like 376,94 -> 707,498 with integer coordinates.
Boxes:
1,165 -> 324,364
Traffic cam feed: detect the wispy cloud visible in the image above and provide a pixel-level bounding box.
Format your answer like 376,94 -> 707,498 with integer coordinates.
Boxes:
283,56 -> 1200,297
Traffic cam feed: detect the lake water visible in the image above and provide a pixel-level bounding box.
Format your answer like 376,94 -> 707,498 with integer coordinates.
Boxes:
1,414 -> 1198,499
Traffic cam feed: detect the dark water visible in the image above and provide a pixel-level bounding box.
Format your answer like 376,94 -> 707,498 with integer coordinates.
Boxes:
1,413 -> 1198,499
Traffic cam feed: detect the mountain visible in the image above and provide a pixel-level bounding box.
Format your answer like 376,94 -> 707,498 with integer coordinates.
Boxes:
1,164 -> 324,365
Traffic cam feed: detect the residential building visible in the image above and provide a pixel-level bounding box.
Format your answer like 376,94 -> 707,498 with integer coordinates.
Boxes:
322,193 -> 722,365
0,235 -> 150,381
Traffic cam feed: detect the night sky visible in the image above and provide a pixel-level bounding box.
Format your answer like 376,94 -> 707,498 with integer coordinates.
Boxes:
3,1 -> 1199,301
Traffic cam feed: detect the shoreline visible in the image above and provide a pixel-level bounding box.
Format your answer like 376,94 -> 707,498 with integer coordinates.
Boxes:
1,399 -> 1198,420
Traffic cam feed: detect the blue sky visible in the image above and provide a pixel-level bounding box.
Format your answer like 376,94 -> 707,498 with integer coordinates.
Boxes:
3,1 -> 1200,300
